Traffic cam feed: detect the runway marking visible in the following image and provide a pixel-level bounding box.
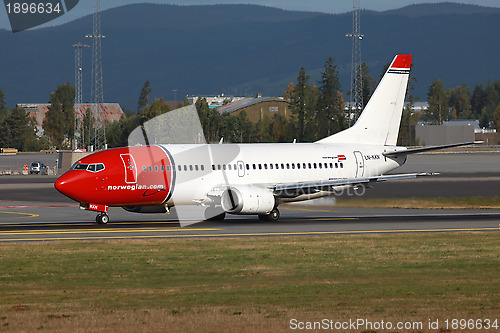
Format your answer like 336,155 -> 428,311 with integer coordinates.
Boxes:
0,227 -> 221,236
0,211 -> 39,218
0,227 -> 496,242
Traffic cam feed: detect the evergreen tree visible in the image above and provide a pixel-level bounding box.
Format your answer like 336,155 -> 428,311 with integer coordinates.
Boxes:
137,80 -> 152,112
470,84 -> 486,119
290,68 -> 310,141
360,62 -> 375,109
448,84 -> 471,119
0,107 -> 37,151
316,57 -> 345,138
43,82 -> 75,149
425,79 -> 449,124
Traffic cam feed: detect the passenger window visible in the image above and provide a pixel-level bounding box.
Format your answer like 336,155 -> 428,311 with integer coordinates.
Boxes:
276,163 -> 279,169
340,163 -> 343,168
189,165 -> 193,171
292,163 -> 295,169
167,166 -> 170,172
330,163 -> 333,168
313,163 -> 317,169
223,164 -> 226,170
303,163 -> 306,169
201,165 -> 204,171
281,163 -> 284,169
195,165 -> 199,171
212,165 -> 215,171
258,164 -> 262,170
335,163 -> 338,168
150,166 -> 154,172
264,164 -> 268,169
246,164 -> 249,170
308,163 -> 311,169
161,165 -> 165,172
228,164 -> 231,170
184,165 -> 187,171
155,165 -> 159,172
253,164 -> 256,170
143,166 -> 147,172
319,163 -> 322,169
286,163 -> 290,169
234,164 -> 237,170
218,165 -> 221,170
270,164 -> 273,169
324,163 -> 328,168
297,163 -> 300,169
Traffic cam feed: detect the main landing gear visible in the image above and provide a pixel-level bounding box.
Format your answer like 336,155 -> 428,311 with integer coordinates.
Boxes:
96,212 -> 109,224
258,208 -> 280,222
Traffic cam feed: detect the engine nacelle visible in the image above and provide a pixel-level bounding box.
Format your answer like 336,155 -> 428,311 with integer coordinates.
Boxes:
221,186 -> 275,214
122,205 -> 168,214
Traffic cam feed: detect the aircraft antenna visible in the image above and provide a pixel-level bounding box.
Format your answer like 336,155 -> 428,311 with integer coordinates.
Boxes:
345,0 -> 363,126
85,0 -> 106,151
72,42 -> 89,150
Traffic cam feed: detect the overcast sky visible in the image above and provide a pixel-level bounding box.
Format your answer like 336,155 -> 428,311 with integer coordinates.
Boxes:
2,0 -> 500,31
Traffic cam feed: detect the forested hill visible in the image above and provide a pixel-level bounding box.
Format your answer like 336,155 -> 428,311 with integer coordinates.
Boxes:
1,2 -> 500,109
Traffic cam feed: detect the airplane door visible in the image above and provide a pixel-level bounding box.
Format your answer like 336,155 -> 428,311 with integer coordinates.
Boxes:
237,160 -> 245,177
120,153 -> 138,184
353,151 -> 364,178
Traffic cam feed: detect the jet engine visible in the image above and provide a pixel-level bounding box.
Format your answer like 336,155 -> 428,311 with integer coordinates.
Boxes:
122,206 -> 168,214
221,186 -> 275,214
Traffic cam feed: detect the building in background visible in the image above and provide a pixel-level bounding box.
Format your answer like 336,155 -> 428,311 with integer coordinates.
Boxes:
18,103 -> 123,136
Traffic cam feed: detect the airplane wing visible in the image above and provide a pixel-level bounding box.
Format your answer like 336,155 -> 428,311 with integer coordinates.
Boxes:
271,172 -> 436,197
383,141 -> 481,157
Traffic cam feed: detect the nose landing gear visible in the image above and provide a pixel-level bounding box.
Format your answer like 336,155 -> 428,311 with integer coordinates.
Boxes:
96,212 -> 109,224
81,203 -> 110,225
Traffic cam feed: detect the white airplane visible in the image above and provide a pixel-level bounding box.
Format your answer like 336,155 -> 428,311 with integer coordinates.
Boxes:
55,54 -> 474,224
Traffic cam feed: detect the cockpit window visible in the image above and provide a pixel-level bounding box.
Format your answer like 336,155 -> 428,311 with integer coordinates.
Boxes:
70,163 -> 105,172
73,163 -> 89,170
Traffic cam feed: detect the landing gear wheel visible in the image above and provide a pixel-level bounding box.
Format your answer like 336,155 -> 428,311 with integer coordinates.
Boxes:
204,207 -> 226,221
96,213 -> 109,224
259,208 -> 280,222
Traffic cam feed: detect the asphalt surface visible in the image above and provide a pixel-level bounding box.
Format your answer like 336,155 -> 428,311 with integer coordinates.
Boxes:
0,202 -> 498,242
0,151 -> 498,242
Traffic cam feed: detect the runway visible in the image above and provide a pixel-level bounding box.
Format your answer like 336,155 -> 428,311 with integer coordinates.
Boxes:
0,200 -> 498,242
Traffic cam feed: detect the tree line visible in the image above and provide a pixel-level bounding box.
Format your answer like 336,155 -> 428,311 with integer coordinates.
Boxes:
425,79 -> 500,129
2,59 -> 500,151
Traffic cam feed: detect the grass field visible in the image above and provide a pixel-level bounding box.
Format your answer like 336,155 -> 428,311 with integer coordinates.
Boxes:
0,233 -> 499,332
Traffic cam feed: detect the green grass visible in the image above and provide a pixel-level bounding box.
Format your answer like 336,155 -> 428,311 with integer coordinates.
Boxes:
0,233 -> 499,331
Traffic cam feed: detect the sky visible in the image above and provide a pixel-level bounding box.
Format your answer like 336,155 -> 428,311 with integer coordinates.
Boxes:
2,0 -> 500,31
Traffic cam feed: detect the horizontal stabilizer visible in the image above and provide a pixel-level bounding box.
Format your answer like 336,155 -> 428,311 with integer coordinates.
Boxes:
383,141 -> 482,157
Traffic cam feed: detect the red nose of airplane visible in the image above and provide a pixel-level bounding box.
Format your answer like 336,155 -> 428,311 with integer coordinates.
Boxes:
54,171 -> 87,203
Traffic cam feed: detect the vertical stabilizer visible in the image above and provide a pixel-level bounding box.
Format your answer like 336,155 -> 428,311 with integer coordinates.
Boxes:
318,54 -> 412,146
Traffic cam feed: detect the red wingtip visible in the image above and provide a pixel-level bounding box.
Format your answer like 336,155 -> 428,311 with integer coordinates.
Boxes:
390,54 -> 412,69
